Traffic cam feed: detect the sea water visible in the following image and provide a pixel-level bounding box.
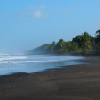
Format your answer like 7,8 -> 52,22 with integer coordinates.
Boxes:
0,53 -> 85,76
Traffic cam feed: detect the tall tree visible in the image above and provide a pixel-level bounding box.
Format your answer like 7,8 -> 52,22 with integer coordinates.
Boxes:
72,32 -> 91,50
95,29 -> 100,54
81,32 -> 91,50
95,29 -> 100,44
72,35 -> 82,48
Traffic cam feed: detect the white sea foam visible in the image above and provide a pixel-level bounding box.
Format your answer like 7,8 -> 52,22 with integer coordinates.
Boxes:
0,54 -> 84,64
0,54 -> 86,76
0,60 -> 67,64
0,53 -> 27,62
0,53 -> 10,56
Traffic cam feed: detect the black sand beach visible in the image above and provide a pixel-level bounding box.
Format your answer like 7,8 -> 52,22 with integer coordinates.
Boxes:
0,56 -> 100,100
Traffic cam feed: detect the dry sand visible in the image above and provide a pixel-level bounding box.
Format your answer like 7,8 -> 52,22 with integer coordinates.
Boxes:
0,56 -> 100,100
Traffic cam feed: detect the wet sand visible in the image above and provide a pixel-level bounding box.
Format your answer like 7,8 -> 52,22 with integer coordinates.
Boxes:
0,56 -> 100,100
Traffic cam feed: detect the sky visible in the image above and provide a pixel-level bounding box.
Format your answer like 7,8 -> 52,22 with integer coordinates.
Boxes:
0,0 -> 100,53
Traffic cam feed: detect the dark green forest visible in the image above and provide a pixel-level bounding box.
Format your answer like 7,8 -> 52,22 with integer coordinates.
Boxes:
28,29 -> 100,55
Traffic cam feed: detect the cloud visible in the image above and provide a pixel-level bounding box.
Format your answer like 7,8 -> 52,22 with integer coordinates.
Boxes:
16,5 -> 49,19
15,5 -> 78,19
47,6 -> 78,16
62,7 -> 78,15
27,10 -> 49,19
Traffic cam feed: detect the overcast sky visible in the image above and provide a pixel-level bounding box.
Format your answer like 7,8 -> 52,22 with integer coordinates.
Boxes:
0,0 -> 100,53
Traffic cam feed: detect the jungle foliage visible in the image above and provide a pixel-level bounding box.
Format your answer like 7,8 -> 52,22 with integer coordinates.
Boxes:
30,30 -> 100,55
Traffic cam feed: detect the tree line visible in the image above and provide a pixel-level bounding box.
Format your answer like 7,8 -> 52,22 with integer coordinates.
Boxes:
30,29 -> 100,55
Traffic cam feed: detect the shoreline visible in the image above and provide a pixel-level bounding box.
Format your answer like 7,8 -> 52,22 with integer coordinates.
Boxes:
0,56 -> 100,100
0,54 -> 85,76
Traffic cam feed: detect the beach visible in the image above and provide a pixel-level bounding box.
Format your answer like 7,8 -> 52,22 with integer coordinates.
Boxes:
0,56 -> 100,100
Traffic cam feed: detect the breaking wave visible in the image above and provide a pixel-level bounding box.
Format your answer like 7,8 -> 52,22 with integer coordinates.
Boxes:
0,53 -> 86,75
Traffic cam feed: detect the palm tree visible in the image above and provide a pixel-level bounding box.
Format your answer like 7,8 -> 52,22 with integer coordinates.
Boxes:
95,29 -> 100,44
80,32 -> 91,50
95,29 -> 100,54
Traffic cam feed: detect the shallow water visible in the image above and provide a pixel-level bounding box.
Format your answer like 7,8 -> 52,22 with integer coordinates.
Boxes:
0,53 -> 86,76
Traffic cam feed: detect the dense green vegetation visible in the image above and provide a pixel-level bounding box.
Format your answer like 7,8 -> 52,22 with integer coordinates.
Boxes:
29,30 -> 100,55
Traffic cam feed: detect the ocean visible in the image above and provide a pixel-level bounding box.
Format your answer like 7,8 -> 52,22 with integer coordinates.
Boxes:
0,53 -> 85,76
